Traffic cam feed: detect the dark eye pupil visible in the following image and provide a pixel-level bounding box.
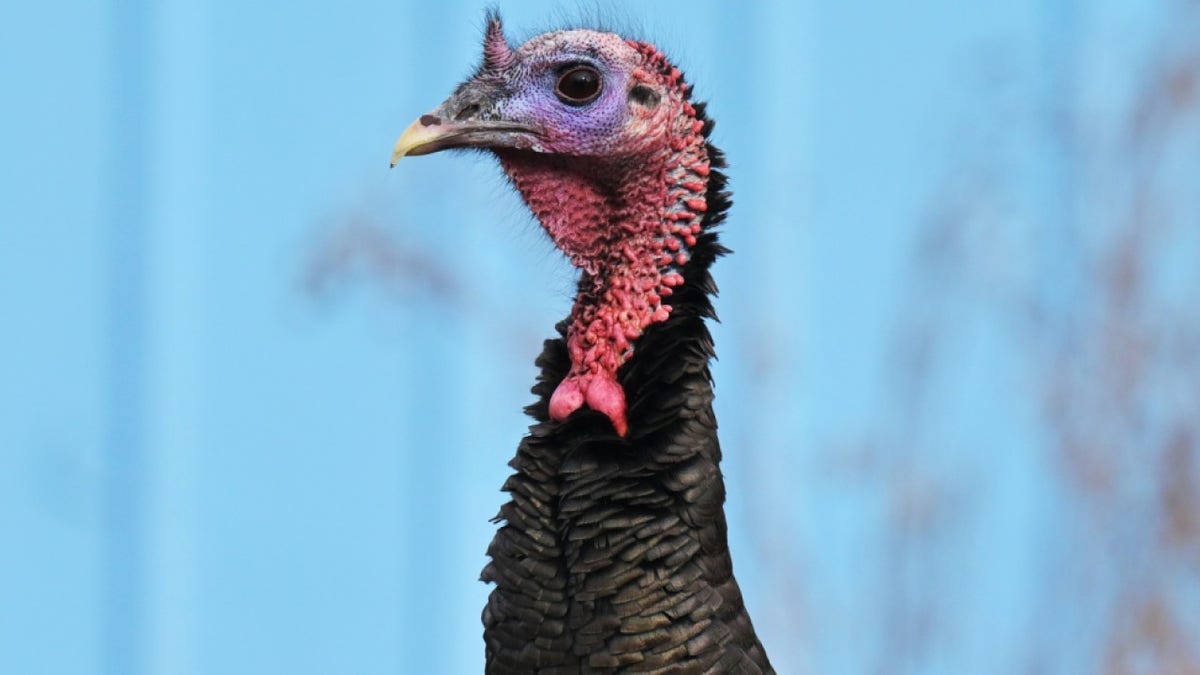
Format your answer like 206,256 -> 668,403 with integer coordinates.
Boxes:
556,67 -> 601,104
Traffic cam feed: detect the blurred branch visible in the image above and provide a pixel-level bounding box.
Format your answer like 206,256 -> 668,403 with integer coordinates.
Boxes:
303,215 -> 464,306
876,2 -> 1200,672
301,213 -> 546,357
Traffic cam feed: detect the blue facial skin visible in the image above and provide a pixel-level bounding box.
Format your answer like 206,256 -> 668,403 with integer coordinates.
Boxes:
425,30 -> 670,160
497,56 -> 629,154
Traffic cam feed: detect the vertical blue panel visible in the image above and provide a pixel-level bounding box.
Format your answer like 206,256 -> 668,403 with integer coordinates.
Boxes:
0,0 -> 109,672
103,0 -> 151,671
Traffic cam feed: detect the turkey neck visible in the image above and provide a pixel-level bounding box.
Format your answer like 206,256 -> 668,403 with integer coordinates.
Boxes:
495,96 -> 711,438
484,127 -> 774,672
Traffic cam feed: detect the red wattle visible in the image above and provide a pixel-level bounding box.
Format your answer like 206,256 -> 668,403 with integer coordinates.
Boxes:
585,376 -> 628,437
548,374 -> 629,437
549,376 -> 585,422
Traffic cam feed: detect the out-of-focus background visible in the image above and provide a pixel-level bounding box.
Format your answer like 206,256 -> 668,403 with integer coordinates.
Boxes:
4,0 -> 1199,673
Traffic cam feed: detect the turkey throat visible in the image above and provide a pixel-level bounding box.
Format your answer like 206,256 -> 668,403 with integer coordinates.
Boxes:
496,106 -> 710,437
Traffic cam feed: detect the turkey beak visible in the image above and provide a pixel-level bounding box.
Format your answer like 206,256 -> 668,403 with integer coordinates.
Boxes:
390,108 -> 540,167
390,113 -> 452,166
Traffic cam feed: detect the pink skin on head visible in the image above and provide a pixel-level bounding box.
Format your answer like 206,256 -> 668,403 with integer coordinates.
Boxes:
494,36 -> 712,436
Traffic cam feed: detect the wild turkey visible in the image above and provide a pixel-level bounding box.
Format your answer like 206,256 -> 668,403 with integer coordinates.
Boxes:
392,13 -> 774,674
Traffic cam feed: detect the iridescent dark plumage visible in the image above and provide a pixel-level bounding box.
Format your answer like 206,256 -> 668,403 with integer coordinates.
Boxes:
392,15 -> 773,674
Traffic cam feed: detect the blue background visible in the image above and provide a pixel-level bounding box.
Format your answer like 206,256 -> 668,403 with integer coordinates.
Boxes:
4,1 -> 1200,673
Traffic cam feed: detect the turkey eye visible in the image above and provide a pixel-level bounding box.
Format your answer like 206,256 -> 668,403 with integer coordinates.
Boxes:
555,66 -> 602,105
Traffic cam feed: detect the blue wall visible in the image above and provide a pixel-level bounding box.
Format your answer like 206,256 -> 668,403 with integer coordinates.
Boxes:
4,1 -> 1199,673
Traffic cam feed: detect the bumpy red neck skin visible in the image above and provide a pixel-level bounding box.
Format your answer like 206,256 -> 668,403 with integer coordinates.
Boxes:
497,44 -> 711,436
